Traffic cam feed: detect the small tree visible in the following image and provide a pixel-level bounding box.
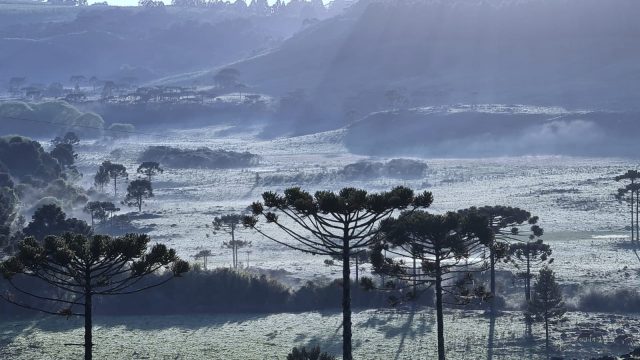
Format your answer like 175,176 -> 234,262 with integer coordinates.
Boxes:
371,210 -> 491,360
212,214 -> 251,269
244,186 -> 432,360
528,267 -> 565,358
70,75 -> 86,91
50,143 -> 77,169
510,239 -> 552,302
194,249 -> 212,270
615,170 -> 640,248
83,201 -> 117,228
101,202 -> 120,219
83,201 -> 106,227
124,179 -> 153,212
137,161 -> 163,183
459,206 -> 543,313
0,233 -> 189,360
94,166 -> 110,192
101,161 -> 128,197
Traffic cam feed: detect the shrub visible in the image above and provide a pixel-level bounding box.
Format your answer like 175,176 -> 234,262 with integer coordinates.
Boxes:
577,288 -> 640,313
286,346 -> 336,360
139,146 -> 259,169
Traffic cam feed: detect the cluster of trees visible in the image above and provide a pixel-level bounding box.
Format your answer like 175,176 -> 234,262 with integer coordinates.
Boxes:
616,170 -> 640,245
244,186 -> 563,360
6,165 -> 640,359
94,161 -> 162,212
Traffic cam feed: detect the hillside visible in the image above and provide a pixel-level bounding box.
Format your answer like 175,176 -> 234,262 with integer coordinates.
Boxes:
226,0 -> 640,130
0,5 -> 312,84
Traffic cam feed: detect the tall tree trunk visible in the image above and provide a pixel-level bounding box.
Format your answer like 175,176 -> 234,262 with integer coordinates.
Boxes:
84,274 -> 93,360
636,190 -> 640,241
231,227 -> 236,269
84,292 -> 92,360
632,186 -> 635,242
525,254 -> 531,302
435,256 -> 445,360
490,247 -> 496,314
113,177 -> 117,198
413,255 -> 417,296
544,316 -> 549,359
137,196 -> 142,212
355,256 -> 359,283
342,244 -> 353,360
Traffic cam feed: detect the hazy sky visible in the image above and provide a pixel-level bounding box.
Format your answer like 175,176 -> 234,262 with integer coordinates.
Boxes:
92,0 -> 325,6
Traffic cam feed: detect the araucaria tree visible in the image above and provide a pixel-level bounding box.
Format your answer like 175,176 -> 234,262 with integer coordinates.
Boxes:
615,170 -> 640,245
83,201 -> 118,227
371,210 -> 491,360
0,233 -> 189,360
528,267 -> 565,357
509,239 -> 552,302
124,179 -> 153,212
137,161 -> 163,183
99,161 -> 128,197
212,214 -> 251,269
244,186 -> 432,360
94,166 -> 110,192
459,206 -> 543,313
194,249 -> 212,270
84,201 -> 106,227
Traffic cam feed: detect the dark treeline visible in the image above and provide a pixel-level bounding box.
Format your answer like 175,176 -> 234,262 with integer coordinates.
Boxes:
0,268 -> 433,319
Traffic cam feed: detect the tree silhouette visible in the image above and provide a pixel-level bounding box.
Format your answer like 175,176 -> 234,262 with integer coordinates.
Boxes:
528,267 -> 565,358
194,249 -> 212,270
70,75 -> 85,92
212,214 -> 251,269
244,186 -> 432,360
137,161 -> 163,183
0,233 -> 189,360
615,170 -> 640,247
100,161 -> 128,197
23,204 -> 92,241
94,165 -> 110,192
509,239 -> 552,302
459,206 -> 543,313
50,143 -> 77,169
52,132 -> 80,146
83,201 -> 106,228
371,210 -> 491,360
83,201 -> 116,227
124,179 -> 153,212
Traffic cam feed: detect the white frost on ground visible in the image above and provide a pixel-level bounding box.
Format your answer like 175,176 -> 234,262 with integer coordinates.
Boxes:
1,309 -> 639,359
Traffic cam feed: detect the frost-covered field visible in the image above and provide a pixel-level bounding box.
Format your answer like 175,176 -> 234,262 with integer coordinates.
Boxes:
68,126 -> 638,287
2,309 -> 639,359
4,126 -> 640,359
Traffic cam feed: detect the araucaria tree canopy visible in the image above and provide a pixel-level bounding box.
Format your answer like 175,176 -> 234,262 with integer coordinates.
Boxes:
244,186 -> 432,360
0,233 -> 189,360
